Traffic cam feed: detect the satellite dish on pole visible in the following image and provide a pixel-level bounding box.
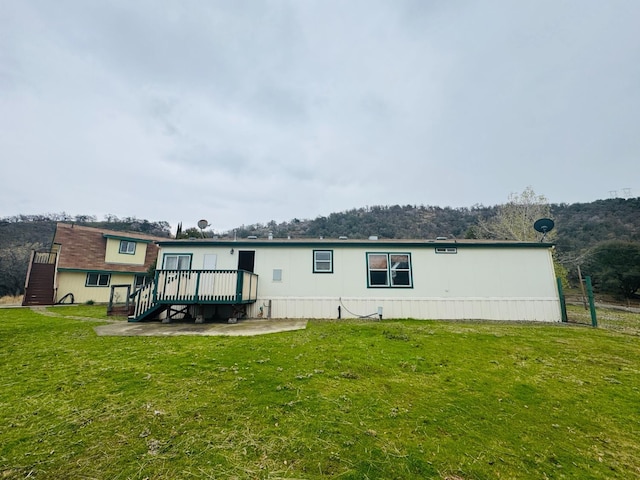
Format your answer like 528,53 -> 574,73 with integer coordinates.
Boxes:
533,218 -> 555,242
197,219 -> 209,238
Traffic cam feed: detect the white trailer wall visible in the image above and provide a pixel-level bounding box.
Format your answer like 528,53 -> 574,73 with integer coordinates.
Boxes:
155,241 -> 561,322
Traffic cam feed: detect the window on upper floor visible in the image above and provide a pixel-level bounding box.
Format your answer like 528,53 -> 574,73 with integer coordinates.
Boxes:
119,240 -> 136,254
162,254 -> 191,270
313,250 -> 333,273
367,253 -> 412,288
86,273 -> 110,287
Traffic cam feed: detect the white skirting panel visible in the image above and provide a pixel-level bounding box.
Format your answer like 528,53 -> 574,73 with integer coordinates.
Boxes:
247,297 -> 562,322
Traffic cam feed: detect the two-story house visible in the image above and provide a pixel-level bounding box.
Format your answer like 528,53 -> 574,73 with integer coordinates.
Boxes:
22,223 -> 166,305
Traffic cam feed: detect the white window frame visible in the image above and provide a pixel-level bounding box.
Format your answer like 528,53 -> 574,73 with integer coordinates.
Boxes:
119,240 -> 136,255
162,254 -> 192,270
435,247 -> 457,254
367,253 -> 412,288
313,250 -> 333,273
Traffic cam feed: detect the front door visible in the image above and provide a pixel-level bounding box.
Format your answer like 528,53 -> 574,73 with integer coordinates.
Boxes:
238,250 -> 255,272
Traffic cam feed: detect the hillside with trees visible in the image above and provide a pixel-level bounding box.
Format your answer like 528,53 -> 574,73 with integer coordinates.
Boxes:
1,195 -> 638,299
227,197 -> 640,251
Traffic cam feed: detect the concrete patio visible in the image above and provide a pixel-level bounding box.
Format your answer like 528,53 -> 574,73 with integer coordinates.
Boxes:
94,318 -> 308,337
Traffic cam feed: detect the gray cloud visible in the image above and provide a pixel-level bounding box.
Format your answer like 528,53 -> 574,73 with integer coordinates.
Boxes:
1,0 -> 639,232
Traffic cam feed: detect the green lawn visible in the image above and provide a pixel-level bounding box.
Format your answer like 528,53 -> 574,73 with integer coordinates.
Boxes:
1,307 -> 639,479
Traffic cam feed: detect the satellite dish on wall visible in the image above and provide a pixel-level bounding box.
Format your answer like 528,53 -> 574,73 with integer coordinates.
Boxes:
533,218 -> 555,241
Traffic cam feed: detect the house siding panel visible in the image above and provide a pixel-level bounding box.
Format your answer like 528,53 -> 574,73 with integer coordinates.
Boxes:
104,238 -> 148,265
245,297 -> 560,321
57,272 -> 136,304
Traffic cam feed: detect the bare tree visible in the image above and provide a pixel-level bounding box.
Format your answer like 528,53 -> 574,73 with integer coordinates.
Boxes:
476,186 -> 554,242
473,187 -> 569,286
0,242 -> 43,296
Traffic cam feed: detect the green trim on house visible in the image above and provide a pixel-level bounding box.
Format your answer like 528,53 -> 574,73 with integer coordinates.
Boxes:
312,249 -> 334,274
58,268 -> 146,275
161,252 -> 193,270
103,234 -> 155,244
156,239 -> 554,249
365,251 -> 414,289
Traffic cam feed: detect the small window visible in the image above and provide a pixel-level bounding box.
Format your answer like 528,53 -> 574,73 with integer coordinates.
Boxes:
367,253 -> 412,288
134,275 -> 151,288
273,269 -> 282,282
162,254 -> 191,270
86,273 -> 110,287
119,240 -> 136,254
435,247 -> 457,254
313,250 -> 333,273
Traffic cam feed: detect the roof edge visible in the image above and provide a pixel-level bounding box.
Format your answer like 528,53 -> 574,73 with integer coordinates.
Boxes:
156,239 -> 555,249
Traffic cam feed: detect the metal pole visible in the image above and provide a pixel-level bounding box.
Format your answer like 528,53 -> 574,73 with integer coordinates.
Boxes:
556,278 -> 568,322
585,276 -> 597,327
577,265 -> 588,310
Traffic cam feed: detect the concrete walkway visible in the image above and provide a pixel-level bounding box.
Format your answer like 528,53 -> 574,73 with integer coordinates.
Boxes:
94,318 -> 308,337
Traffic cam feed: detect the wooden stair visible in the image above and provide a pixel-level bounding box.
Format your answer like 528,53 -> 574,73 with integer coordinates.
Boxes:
22,263 -> 56,305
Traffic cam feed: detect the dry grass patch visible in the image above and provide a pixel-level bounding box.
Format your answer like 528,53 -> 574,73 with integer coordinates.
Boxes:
0,295 -> 22,305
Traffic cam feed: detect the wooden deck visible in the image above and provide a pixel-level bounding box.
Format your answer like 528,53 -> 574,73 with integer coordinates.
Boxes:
130,269 -> 259,321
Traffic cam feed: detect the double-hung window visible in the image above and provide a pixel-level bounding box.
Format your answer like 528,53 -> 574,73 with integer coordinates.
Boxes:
162,254 -> 191,270
367,253 -> 412,288
313,250 -> 333,273
119,240 -> 136,254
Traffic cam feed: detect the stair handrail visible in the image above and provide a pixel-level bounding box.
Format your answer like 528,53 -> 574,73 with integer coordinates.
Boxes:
23,250 -> 36,294
130,281 -> 156,320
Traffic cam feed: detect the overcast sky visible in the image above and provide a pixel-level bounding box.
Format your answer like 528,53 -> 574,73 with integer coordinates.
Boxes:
2,1 -> 639,233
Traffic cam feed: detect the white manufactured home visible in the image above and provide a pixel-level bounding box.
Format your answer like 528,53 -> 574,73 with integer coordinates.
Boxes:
130,237 -> 562,322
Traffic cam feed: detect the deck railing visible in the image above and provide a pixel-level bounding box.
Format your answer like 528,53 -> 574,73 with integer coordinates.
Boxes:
155,269 -> 258,304
129,269 -> 259,321
33,251 -> 57,264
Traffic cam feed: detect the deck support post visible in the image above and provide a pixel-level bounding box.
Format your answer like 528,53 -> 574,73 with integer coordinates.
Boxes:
195,305 -> 204,324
